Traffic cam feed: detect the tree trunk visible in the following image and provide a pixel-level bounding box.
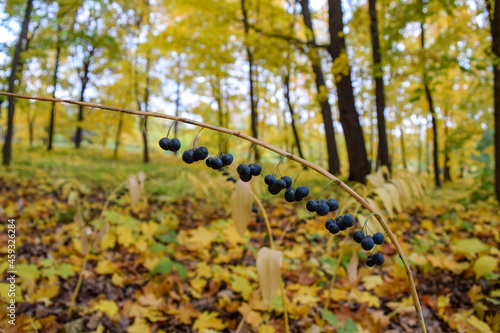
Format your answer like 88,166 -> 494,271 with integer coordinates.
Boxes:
241,0 -> 260,161
142,53 -> 151,164
368,0 -> 390,173
400,125 -> 407,169
282,73 -> 305,159
299,0 -> 340,174
174,56 -> 182,155
443,108 -> 451,182
48,24 -> 62,151
75,47 -> 94,149
420,4 -> 441,187
328,0 -> 369,183
2,0 -> 33,166
113,113 -> 123,159
418,125 -> 423,174
487,1 -> 500,201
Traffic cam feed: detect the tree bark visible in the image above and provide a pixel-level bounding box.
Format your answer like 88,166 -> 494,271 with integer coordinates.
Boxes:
241,0 -> 260,161
282,72 -> 305,159
2,0 -> 34,166
113,113 -> 123,159
327,0 -> 369,183
487,0 -> 500,201
75,46 -> 94,149
48,24 -> 62,151
400,125 -> 407,169
368,0 -> 390,173
443,108 -> 451,182
420,3 -> 441,187
299,0 -> 340,174
174,56 -> 182,155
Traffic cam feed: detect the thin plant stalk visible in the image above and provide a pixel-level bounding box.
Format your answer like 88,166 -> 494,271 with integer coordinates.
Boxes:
2,92 -> 427,333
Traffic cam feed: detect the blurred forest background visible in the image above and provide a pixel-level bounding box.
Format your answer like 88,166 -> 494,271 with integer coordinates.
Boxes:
1,0 -> 500,332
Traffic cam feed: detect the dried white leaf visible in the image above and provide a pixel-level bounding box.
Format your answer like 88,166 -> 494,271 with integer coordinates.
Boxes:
231,180 -> 253,236
126,174 -> 140,208
256,247 -> 283,304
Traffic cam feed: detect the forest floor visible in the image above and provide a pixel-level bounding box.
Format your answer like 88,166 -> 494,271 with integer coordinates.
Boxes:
0,146 -> 499,333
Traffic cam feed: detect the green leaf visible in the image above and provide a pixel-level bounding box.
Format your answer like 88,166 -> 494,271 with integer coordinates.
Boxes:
338,319 -> 358,333
156,231 -> 177,244
453,238 -> 488,254
173,262 -> 187,280
17,264 -> 40,280
323,310 -> 338,327
56,264 -> 76,279
151,257 -> 173,276
150,243 -> 167,254
270,295 -> 283,312
474,256 -> 498,280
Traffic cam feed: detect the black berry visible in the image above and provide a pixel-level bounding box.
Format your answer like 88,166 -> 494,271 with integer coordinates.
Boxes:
337,217 -> 348,230
240,174 -> 252,182
372,252 -> 385,265
249,163 -> 262,176
268,184 -> 281,195
281,176 -> 293,188
372,233 -> 385,245
206,157 -> 213,168
252,208 -> 258,213
306,200 -> 318,212
159,137 -> 169,150
295,186 -> 309,199
328,222 -> 340,234
341,214 -> 355,228
167,138 -> 181,152
264,174 -> 275,185
316,203 -> 329,216
220,154 -> 234,166
237,164 -> 251,177
325,219 -> 334,229
272,179 -> 287,191
211,158 -> 224,170
182,149 -> 194,164
366,255 -> 375,267
327,199 -> 339,212
284,188 -> 296,202
194,146 -> 209,160
361,236 -> 375,251
353,231 -> 365,243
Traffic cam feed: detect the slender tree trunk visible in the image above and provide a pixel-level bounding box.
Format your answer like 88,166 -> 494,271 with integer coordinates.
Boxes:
241,0 -> 260,161
299,0 -> 340,174
48,24 -> 62,151
400,125 -> 407,169
113,113 -> 123,159
443,108 -> 451,182
75,47 -> 94,149
28,107 -> 34,147
328,0 -> 369,183
282,73 -> 305,159
174,56 -> 182,155
368,0 -> 390,173
3,0 -> 33,166
487,1 -> 500,201
141,53 -> 151,164
418,125 -> 423,174
420,5 -> 441,187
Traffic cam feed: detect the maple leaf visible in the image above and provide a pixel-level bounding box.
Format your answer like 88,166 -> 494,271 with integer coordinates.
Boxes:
238,302 -> 262,328
92,300 -> 119,317
193,311 -> 227,332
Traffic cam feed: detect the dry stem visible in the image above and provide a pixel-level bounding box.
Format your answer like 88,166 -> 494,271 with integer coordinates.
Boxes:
0,91 -> 427,333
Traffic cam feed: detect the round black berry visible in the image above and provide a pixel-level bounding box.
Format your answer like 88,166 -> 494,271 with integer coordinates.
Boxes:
194,146 -> 209,160
316,203 -> 329,216
206,157 -> 213,168
182,149 -> 194,164
252,207 -> 258,213
337,218 -> 348,231
306,200 -> 318,212
328,222 -> 340,234
211,158 -> 224,170
372,252 -> 385,265
240,174 -> 252,182
372,232 -> 385,245
264,174 -> 275,185
361,236 -> 375,251
325,219 -> 334,229
159,137 -> 169,150
268,184 -> 281,195
295,186 -> 309,199
237,164 -> 251,177
318,199 -> 327,204
272,179 -> 287,191
284,188 -> 296,202
326,199 -> 339,212
281,176 -> 293,188
220,154 -> 234,166
366,255 -> 375,267
167,138 -> 181,152
249,163 -> 262,176
341,214 -> 355,228
353,231 -> 365,243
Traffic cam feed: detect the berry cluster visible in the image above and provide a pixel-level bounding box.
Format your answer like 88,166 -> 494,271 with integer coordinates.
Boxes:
206,153 -> 233,170
264,174 -> 309,202
159,137 -> 181,152
236,163 -> 262,182
324,213 -> 355,235
306,198 -> 339,216
182,146 -> 209,164
353,231 -> 385,266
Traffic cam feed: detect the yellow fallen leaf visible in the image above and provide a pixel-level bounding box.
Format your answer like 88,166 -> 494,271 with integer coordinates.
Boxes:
100,232 -> 116,250
128,318 -> 152,333
467,315 -> 493,333
362,275 -> 383,290
474,256 -> 498,279
93,300 -> 119,317
231,274 -> 253,300
258,325 -> 275,333
112,273 -> 124,288
193,311 -> 227,332
95,259 -> 115,275
238,302 -> 262,328
116,226 -> 135,247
